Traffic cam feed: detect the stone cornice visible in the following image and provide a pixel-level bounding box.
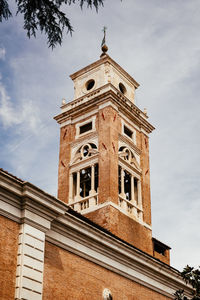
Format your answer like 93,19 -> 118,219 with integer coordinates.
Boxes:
0,169 -> 68,231
70,54 -> 140,89
54,84 -> 155,134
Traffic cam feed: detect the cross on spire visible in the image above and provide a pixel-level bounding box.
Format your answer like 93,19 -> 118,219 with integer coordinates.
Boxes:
101,26 -> 107,47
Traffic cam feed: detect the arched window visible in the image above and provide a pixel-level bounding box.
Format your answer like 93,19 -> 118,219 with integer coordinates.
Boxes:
118,145 -> 142,220
69,142 -> 99,212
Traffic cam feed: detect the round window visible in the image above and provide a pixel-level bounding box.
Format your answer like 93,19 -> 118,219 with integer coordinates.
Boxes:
86,79 -> 95,91
119,82 -> 126,94
81,144 -> 91,158
83,145 -> 90,157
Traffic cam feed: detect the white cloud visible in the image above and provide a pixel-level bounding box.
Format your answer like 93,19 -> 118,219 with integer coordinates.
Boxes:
0,47 -> 6,60
0,82 -> 41,133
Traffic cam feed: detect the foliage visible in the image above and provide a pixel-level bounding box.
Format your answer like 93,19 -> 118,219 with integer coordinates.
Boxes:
0,0 -> 104,48
174,265 -> 200,300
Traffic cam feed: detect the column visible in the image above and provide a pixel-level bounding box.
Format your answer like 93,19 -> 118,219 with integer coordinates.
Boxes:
120,167 -> 126,210
138,180 -> 143,220
76,170 -> 80,198
131,175 -> 137,217
131,175 -> 135,202
74,170 -> 81,210
69,173 -> 73,203
121,167 -> 125,196
91,165 -> 95,193
89,165 -> 96,206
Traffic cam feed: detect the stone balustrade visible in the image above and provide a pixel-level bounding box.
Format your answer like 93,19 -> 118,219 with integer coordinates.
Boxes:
69,193 -> 98,212
118,195 -> 143,221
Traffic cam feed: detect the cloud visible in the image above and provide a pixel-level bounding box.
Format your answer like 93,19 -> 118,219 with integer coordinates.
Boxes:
0,47 -> 6,60
0,81 -> 41,134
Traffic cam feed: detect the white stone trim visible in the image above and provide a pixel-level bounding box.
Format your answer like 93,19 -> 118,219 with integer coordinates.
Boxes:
118,160 -> 141,179
119,112 -> 140,131
70,156 -> 98,173
141,127 -> 150,137
121,119 -> 136,144
75,116 -> 96,139
15,224 -> 45,300
70,136 -> 98,164
60,119 -> 72,128
73,109 -> 98,124
98,100 -> 118,112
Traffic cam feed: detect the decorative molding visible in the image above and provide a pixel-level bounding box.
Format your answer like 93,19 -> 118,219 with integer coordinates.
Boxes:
119,134 -> 141,156
75,115 -> 96,139
15,224 -> 45,300
98,100 -> 118,112
54,83 -> 155,134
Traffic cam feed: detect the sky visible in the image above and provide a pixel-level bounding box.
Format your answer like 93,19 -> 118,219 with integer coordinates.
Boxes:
0,0 -> 200,272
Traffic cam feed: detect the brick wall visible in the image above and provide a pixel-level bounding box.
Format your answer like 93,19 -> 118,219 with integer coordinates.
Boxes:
86,205 -> 153,255
0,215 -> 19,300
43,241 -> 170,300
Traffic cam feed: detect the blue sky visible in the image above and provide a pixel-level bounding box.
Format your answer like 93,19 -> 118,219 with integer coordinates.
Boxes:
0,0 -> 200,271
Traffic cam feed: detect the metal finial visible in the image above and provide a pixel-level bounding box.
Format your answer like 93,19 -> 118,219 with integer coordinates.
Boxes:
101,26 -> 107,47
101,26 -> 108,56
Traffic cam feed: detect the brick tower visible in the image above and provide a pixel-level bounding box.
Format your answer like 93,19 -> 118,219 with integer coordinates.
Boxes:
54,46 -> 170,263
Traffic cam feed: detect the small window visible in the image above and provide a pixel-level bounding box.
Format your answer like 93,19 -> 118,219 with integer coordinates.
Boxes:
119,82 -> 126,94
124,125 -> 133,139
80,122 -> 92,134
86,79 -> 95,91
154,242 -> 166,256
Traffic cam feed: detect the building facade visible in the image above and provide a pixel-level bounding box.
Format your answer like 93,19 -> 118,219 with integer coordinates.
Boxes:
0,48 -> 192,299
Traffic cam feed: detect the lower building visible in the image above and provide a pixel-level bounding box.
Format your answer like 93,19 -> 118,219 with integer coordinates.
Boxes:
0,169 -> 192,299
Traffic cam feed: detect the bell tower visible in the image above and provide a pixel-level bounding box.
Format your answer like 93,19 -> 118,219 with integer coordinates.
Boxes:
54,46 -> 170,262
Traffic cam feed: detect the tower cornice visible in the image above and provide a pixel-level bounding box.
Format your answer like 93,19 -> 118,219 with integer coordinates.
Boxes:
54,83 -> 155,134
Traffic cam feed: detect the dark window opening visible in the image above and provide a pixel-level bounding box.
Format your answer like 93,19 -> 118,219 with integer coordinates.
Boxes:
73,173 -> 77,197
95,164 -> 99,192
90,143 -> 97,149
118,166 -> 121,194
124,125 -> 133,139
134,178 -> 138,204
154,242 -> 166,256
86,79 -> 95,90
83,145 -> 90,157
124,170 -> 131,200
119,82 -> 126,94
80,167 -> 91,198
80,122 -> 92,134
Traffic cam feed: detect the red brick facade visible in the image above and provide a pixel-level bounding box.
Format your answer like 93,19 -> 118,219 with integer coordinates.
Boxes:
43,242 -> 169,300
0,216 -> 19,300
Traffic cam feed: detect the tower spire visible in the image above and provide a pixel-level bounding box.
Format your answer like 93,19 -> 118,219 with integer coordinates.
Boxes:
101,26 -> 108,56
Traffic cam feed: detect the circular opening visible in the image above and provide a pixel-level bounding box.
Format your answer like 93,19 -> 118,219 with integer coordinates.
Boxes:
119,82 -> 126,94
86,79 -> 95,91
125,149 -> 130,161
83,145 -> 90,157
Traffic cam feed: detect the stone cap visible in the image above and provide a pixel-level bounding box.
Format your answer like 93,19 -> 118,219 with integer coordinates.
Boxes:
70,54 -> 140,89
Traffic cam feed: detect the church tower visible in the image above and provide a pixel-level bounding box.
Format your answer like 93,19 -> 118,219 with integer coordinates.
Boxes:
54,45 -> 170,263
